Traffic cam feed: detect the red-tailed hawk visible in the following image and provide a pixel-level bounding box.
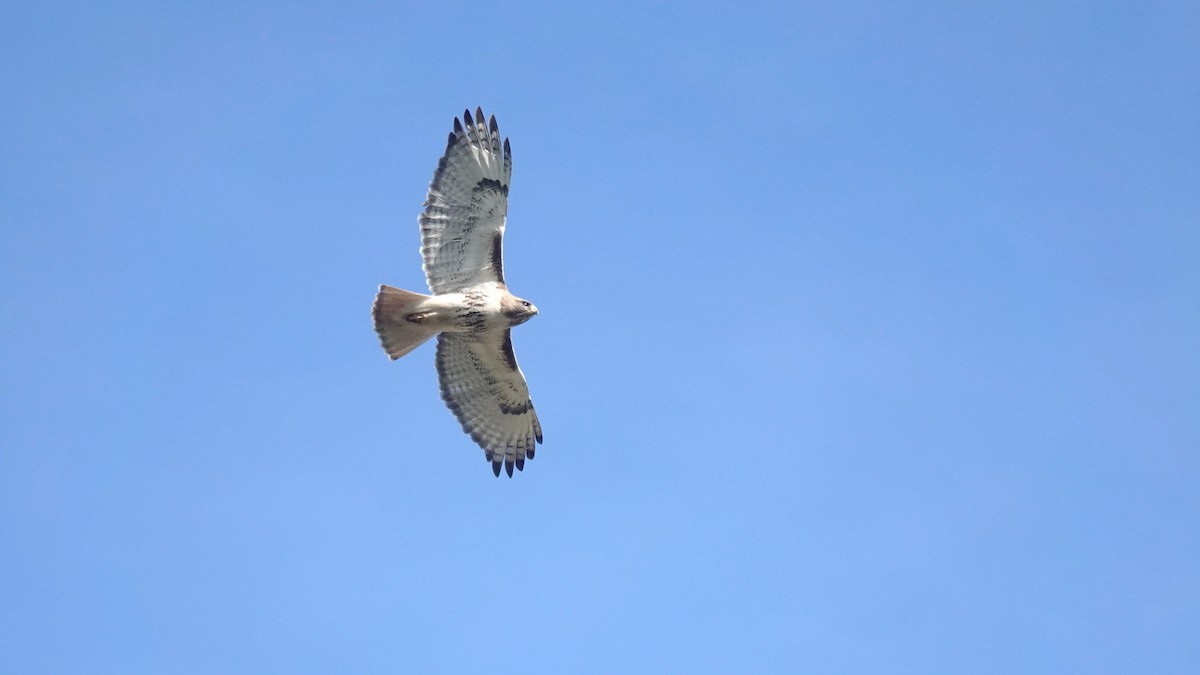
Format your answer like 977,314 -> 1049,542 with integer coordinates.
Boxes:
373,108 -> 542,477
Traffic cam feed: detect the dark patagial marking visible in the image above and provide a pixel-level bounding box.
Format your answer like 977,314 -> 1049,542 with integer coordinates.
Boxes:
499,330 -> 518,371
490,233 -> 505,282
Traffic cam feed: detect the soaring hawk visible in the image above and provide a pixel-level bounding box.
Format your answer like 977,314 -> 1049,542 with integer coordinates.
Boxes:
373,108 -> 542,477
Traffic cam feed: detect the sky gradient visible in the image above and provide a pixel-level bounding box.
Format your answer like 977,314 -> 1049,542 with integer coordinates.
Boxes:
2,2 -> 1198,672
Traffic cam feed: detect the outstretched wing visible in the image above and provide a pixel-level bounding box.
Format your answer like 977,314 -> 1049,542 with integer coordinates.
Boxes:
419,108 -> 513,294
436,331 -> 542,477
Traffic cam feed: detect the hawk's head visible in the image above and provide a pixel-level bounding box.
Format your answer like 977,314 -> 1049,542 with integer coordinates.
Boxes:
501,294 -> 539,326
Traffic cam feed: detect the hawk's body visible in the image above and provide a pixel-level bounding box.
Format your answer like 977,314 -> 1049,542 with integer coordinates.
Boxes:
373,108 -> 542,477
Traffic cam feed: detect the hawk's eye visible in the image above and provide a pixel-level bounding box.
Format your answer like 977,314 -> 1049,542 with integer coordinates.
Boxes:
521,301 -> 531,308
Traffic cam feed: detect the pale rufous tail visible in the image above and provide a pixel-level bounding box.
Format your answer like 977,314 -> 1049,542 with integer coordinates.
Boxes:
373,285 -> 439,359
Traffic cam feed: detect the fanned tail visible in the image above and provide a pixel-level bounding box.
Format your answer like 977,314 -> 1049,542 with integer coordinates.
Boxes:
373,285 -> 438,359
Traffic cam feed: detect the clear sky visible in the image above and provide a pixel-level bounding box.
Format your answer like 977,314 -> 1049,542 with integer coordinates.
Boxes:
2,1 -> 1198,673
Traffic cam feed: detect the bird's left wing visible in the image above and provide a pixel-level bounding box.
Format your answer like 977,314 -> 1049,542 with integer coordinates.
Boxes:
436,330 -> 542,477
419,108 -> 513,294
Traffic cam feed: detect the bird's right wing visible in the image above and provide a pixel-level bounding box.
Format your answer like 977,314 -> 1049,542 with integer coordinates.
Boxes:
418,108 -> 513,294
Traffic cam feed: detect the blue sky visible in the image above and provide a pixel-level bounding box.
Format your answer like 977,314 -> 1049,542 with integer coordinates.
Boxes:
2,1 -> 1198,672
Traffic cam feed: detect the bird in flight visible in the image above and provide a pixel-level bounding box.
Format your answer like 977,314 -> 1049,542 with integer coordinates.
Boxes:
373,108 -> 542,477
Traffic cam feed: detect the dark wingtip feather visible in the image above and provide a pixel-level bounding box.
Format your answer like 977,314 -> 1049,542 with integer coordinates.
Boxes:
492,460 -> 502,477
504,457 -> 514,477
489,115 -> 498,135
453,116 -> 464,135
527,447 -> 535,459
515,457 -> 524,471
474,107 -> 485,126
